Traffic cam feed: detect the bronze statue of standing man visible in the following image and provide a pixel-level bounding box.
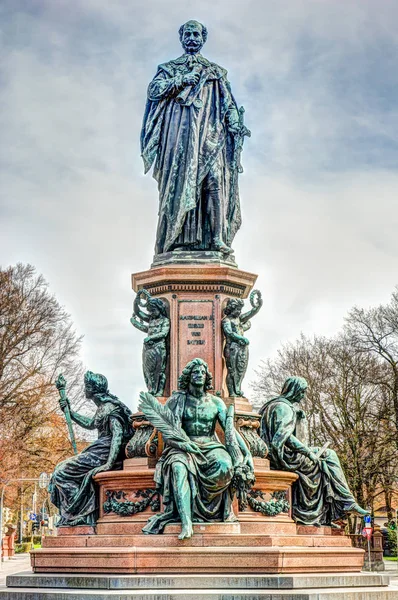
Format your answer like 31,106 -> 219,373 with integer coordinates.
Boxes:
141,20 -> 250,257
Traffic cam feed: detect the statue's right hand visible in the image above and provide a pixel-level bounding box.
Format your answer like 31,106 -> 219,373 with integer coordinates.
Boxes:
239,337 -> 249,346
183,72 -> 200,86
180,442 -> 201,454
59,396 -> 70,411
308,451 -> 320,465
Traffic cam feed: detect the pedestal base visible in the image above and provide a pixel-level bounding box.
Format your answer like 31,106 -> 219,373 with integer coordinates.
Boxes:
5,572 -> 397,599
30,462 -> 365,574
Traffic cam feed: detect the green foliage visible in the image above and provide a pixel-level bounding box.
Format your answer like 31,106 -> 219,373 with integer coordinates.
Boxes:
22,535 -> 41,544
387,526 -> 398,557
15,542 -> 32,554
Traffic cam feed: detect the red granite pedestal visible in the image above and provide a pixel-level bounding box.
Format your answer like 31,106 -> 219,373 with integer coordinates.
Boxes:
31,262 -> 365,574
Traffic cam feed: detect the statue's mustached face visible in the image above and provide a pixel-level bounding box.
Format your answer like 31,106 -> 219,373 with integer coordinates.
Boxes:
181,24 -> 204,54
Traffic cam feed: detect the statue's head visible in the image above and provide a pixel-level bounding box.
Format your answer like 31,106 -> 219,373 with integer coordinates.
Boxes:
178,358 -> 213,391
280,376 -> 308,404
147,297 -> 167,318
224,298 -> 244,318
179,20 -> 207,54
84,370 -> 109,398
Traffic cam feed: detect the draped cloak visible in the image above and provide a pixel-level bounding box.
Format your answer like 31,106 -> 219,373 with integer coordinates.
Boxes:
141,53 -> 241,254
259,397 -> 360,526
142,391 -> 234,534
49,400 -> 132,527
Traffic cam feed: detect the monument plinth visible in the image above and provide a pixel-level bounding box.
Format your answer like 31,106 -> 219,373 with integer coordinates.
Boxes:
31,253 -> 366,572
132,263 -> 257,395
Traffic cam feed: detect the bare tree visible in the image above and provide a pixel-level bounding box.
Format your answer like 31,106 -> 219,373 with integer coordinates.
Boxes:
0,263 -> 84,478
345,288 -> 398,440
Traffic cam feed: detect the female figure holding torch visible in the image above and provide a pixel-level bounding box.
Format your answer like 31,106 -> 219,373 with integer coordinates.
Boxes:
49,371 -> 132,527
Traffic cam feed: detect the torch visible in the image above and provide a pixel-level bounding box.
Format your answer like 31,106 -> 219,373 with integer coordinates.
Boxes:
55,374 -> 78,455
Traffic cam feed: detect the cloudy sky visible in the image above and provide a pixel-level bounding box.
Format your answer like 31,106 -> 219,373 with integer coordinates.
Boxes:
1,0 -> 398,411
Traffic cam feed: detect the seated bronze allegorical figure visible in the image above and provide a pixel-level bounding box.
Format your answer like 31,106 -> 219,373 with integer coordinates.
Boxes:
138,358 -> 254,539
259,376 -> 369,527
49,371 -> 132,527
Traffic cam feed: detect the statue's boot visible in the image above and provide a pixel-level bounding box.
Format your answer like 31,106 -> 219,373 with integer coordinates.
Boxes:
213,238 -> 233,255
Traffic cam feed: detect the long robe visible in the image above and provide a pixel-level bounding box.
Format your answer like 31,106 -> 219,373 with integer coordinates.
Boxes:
260,397 -> 360,526
141,53 -> 241,254
142,392 -> 234,534
49,400 -> 132,527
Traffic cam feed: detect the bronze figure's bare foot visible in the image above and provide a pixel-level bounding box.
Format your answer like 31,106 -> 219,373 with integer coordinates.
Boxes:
178,522 -> 193,540
348,504 -> 370,517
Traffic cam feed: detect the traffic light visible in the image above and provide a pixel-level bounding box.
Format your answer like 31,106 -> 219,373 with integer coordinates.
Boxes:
32,521 -> 40,533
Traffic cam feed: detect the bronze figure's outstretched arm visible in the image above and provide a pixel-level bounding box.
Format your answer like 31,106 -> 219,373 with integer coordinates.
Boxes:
130,315 -> 149,333
240,290 -> 263,324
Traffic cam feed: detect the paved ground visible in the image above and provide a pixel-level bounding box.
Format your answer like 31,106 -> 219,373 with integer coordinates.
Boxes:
384,560 -> 398,586
0,555 -> 30,587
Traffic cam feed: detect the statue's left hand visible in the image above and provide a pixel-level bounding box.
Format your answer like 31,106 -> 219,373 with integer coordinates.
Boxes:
244,453 -> 254,472
228,123 -> 251,137
228,123 -> 240,135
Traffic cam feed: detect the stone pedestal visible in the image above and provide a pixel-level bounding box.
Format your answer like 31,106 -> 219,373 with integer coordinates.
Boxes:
2,524 -> 16,560
29,262 -> 367,575
132,264 -> 257,395
30,457 -> 365,574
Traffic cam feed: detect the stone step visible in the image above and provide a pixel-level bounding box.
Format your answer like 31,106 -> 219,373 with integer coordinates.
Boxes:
6,571 -> 391,590
30,545 -> 365,574
2,572 -> 397,600
42,533 -> 353,549
95,519 -> 298,536
2,586 -> 398,599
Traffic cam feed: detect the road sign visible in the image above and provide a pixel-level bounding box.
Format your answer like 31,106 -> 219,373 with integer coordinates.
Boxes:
28,512 -> 37,521
362,527 -> 372,539
364,515 -> 372,524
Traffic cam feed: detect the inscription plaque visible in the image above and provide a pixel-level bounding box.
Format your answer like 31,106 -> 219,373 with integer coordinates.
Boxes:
178,300 -> 215,382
